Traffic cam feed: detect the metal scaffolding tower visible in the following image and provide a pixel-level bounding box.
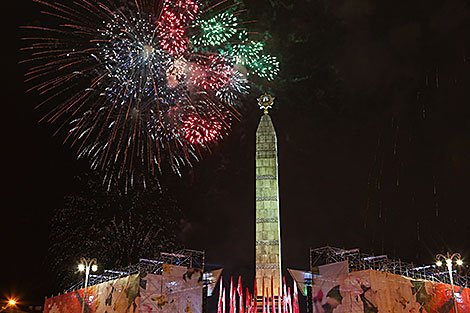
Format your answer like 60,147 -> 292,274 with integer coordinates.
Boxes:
310,246 -> 469,287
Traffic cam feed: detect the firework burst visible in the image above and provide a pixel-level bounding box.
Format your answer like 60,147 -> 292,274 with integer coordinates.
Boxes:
183,115 -> 223,145
22,0 -> 278,189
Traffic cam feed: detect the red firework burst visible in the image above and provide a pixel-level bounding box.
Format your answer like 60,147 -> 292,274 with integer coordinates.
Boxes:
191,55 -> 233,90
183,116 -> 222,145
158,10 -> 187,55
165,0 -> 199,23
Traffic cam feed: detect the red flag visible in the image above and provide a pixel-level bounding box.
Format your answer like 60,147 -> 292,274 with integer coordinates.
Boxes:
278,287 -> 281,313
230,277 -> 234,313
288,287 -> 292,313
246,288 -> 250,313
283,277 -> 287,313
287,287 -> 292,313
222,288 -> 226,313
218,276 -> 223,313
293,280 -> 299,313
271,277 -> 275,313
238,276 -> 244,313
262,277 -> 266,313
263,291 -> 266,313
272,294 -> 276,313
233,283 -> 237,313
254,278 -> 258,313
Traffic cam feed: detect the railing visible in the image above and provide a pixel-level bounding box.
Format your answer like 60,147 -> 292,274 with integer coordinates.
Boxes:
57,249 -> 204,296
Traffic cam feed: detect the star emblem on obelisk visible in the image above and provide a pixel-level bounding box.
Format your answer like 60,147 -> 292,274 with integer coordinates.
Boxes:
257,93 -> 275,115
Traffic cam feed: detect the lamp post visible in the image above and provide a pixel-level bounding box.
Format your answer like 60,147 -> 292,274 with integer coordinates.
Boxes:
78,257 -> 98,313
436,252 -> 463,313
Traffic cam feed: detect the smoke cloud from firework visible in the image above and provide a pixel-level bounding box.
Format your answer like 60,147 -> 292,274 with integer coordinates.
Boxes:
22,0 -> 279,189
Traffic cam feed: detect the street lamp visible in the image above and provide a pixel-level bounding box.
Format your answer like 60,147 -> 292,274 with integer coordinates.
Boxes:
78,257 -> 97,313
1,298 -> 18,313
436,252 -> 463,313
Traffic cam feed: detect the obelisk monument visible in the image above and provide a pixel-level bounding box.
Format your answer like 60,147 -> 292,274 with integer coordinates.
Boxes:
255,93 -> 282,296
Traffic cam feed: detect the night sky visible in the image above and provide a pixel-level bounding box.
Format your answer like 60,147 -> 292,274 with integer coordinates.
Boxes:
2,0 -> 470,308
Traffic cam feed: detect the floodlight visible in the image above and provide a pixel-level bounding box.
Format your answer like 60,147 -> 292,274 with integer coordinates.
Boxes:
91,264 -> 98,272
78,264 -> 85,271
436,260 -> 442,267
456,259 -> 463,266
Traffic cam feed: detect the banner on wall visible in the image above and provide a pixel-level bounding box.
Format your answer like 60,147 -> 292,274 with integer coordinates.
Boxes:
44,273 -> 141,313
310,263 -> 470,313
44,265 -> 203,313
140,264 -> 202,313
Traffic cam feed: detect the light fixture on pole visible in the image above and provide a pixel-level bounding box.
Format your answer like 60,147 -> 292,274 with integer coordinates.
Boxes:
7,300 -> 16,307
78,257 -> 98,313
1,298 -> 18,313
436,252 -> 463,313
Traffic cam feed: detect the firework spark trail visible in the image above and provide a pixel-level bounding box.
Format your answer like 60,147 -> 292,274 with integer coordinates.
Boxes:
23,0 -> 279,189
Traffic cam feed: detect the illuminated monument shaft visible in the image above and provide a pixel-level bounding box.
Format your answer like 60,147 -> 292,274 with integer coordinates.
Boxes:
255,94 -> 282,295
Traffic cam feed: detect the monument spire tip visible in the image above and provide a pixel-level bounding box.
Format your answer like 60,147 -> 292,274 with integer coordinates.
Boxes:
257,93 -> 275,115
